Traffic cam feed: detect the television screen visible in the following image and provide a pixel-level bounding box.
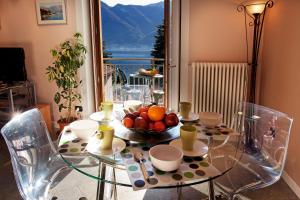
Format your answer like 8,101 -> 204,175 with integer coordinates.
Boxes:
0,48 -> 27,83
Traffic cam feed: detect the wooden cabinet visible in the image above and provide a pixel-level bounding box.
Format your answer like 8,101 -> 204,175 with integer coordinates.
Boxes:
34,103 -> 55,140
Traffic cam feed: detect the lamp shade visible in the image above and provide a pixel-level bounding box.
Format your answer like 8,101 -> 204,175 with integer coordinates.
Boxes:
246,3 -> 266,15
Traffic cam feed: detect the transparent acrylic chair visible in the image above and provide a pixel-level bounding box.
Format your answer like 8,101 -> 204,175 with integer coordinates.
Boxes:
1,109 -> 96,200
214,102 -> 293,200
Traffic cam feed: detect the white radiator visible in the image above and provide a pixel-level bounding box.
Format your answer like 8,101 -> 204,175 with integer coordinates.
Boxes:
191,62 -> 249,126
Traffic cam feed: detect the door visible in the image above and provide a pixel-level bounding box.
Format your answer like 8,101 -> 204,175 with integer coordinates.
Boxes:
91,0 -> 175,108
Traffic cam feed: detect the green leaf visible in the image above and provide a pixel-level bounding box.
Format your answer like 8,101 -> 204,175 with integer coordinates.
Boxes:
54,92 -> 61,104
51,49 -> 58,57
58,104 -> 64,112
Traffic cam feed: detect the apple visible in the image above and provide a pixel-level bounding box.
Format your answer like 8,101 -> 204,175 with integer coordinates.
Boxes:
140,112 -> 150,121
123,117 -> 134,128
148,122 -> 154,130
134,117 -> 148,130
164,113 -> 179,127
138,106 -> 149,113
153,121 -> 166,132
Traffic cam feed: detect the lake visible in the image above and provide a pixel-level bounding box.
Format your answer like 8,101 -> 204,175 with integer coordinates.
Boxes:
106,50 -> 152,77
44,14 -> 63,20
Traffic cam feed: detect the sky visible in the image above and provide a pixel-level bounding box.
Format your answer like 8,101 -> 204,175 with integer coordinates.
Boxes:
101,0 -> 163,7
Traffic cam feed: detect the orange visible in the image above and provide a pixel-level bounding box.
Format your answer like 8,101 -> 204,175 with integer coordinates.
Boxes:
147,105 -> 166,121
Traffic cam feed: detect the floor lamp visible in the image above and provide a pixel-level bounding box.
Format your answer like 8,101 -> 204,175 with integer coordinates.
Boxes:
238,0 -> 274,103
237,0 -> 274,151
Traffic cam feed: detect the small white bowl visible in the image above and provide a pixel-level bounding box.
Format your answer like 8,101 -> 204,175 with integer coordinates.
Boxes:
69,120 -> 98,140
123,100 -> 142,112
199,112 -> 223,127
149,145 -> 183,172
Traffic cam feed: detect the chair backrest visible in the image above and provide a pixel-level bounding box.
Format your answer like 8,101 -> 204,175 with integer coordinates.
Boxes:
235,102 -> 293,188
1,108 -> 56,199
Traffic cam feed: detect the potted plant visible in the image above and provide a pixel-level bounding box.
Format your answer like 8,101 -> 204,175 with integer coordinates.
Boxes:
46,33 -> 87,130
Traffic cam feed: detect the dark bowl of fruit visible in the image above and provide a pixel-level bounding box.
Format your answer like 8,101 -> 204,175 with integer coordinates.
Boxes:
122,105 -> 179,134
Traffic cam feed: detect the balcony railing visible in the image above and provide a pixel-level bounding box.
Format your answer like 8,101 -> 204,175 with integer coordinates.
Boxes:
103,58 -> 165,104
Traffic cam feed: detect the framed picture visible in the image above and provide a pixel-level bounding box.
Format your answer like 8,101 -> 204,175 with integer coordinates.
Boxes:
36,0 -> 67,25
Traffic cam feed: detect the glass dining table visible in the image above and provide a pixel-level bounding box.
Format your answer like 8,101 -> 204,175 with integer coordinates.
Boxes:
58,113 -> 243,200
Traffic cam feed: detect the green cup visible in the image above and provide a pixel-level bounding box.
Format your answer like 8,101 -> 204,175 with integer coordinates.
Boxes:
100,102 -> 113,120
180,125 -> 197,151
97,125 -> 114,150
179,102 -> 191,119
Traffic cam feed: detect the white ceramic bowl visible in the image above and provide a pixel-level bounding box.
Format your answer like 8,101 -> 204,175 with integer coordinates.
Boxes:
199,112 -> 223,127
69,120 -> 98,140
149,145 -> 183,172
123,100 -> 142,112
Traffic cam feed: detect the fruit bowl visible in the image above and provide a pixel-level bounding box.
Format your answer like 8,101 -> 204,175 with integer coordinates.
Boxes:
121,105 -> 179,135
128,126 -> 174,135
138,68 -> 158,77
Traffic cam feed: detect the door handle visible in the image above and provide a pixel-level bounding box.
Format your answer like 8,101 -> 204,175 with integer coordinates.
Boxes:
168,65 -> 176,69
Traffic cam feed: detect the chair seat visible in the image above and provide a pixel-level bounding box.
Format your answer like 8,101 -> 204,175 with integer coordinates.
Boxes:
215,148 -> 283,198
215,156 -> 262,192
26,154 -> 98,200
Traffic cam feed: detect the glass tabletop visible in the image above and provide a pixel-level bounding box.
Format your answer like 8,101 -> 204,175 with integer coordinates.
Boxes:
58,119 -> 243,189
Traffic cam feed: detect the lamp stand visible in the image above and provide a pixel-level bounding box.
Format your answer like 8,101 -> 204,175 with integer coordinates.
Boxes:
249,14 -> 260,103
238,1 -> 274,152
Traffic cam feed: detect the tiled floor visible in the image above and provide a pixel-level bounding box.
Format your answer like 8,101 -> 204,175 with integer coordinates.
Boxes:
0,136 -> 299,200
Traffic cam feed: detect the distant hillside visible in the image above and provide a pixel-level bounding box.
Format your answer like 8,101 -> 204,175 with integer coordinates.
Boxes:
101,2 -> 164,51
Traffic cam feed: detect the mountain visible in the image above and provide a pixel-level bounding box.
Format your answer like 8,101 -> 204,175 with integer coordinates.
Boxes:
101,2 -> 164,51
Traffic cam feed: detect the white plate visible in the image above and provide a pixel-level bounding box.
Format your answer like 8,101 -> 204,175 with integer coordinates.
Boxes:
178,112 -> 199,122
89,111 -> 114,122
86,138 -> 126,156
169,138 -> 208,157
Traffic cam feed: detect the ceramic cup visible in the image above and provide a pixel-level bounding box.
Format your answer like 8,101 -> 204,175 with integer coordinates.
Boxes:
180,125 -> 197,151
179,102 -> 191,119
97,125 -> 114,150
100,102 -> 113,120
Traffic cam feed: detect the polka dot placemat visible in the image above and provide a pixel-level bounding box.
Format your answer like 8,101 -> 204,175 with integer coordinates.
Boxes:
58,130 -> 89,155
120,143 -> 221,191
194,124 -> 239,138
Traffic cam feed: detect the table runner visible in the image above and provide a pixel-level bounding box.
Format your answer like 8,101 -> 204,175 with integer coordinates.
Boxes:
120,143 -> 221,191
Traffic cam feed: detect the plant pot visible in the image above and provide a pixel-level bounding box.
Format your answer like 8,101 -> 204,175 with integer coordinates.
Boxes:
57,117 -> 78,132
